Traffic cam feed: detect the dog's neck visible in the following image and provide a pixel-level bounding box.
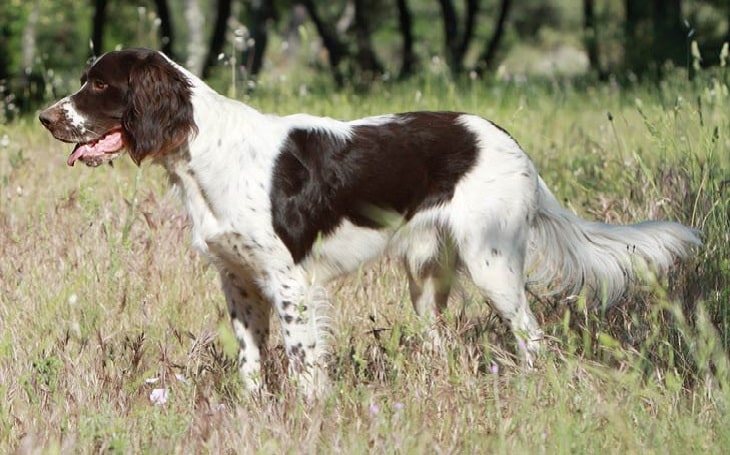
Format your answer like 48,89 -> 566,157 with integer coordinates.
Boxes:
157,78 -> 283,255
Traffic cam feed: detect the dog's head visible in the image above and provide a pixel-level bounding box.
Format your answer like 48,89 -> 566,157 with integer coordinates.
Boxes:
39,48 -> 197,167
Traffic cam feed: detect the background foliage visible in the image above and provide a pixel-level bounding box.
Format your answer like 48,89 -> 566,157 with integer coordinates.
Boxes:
1,0 -> 729,115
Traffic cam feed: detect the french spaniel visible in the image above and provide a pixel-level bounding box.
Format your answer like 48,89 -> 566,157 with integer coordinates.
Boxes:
39,48 -> 700,396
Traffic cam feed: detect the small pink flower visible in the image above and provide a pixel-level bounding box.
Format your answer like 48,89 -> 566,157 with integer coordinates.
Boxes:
489,363 -> 499,374
394,402 -> 404,411
369,404 -> 379,415
150,388 -> 168,405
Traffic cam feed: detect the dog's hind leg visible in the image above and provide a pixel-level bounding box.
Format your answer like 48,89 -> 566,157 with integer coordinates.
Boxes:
405,260 -> 452,320
457,225 -> 543,367
402,229 -> 457,346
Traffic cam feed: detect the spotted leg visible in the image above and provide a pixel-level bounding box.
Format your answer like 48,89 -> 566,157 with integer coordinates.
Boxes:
220,270 -> 271,392
208,232 -> 330,397
265,272 -> 330,398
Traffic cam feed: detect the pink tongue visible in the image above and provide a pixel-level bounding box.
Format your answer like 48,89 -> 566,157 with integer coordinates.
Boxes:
67,130 -> 124,166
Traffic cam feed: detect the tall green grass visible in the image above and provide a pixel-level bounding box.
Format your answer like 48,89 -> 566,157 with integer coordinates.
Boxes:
0,68 -> 728,451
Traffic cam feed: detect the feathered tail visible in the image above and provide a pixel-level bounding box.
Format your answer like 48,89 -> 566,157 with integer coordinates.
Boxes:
526,177 -> 701,306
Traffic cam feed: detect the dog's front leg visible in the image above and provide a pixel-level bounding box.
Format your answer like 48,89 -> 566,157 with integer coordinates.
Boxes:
208,231 -> 330,397
264,271 -> 330,398
220,269 -> 271,393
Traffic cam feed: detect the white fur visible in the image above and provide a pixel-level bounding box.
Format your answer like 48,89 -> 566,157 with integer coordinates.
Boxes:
526,177 -> 700,305
43,95 -> 89,137
62,100 -> 88,132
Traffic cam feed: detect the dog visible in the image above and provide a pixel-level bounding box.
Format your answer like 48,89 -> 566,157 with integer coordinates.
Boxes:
39,48 -> 700,396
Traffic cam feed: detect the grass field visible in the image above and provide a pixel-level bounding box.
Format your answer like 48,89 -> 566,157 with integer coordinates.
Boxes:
1,71 -> 729,452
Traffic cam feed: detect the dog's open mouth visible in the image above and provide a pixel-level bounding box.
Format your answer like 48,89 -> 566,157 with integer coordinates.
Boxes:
67,128 -> 125,167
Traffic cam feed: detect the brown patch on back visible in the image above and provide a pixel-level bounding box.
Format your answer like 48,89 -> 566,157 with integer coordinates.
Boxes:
270,111 -> 479,262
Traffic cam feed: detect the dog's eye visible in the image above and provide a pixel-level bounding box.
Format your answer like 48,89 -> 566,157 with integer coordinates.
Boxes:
92,79 -> 108,91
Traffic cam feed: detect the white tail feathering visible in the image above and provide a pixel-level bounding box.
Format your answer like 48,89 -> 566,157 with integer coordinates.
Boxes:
526,177 -> 701,306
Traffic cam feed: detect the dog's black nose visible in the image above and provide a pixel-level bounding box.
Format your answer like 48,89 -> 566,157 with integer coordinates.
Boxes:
38,109 -> 55,127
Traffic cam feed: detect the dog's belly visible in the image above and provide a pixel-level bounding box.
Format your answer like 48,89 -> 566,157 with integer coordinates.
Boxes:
299,220 -> 392,283
299,208 -> 448,284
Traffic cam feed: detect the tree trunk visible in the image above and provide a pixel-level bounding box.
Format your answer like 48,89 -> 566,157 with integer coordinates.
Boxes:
395,0 -> 416,78
352,0 -> 384,81
244,0 -> 276,77
651,0 -> 683,71
153,0 -> 175,58
437,0 -> 459,71
582,0 -> 605,79
20,0 -> 42,110
185,0 -> 205,75
22,0 -> 40,71
202,0 -> 232,79
437,0 -> 480,74
624,0 -> 652,76
300,0 -> 347,86
457,0 -> 479,64
91,0 -> 107,56
0,24 -> 8,84
477,0 -> 511,74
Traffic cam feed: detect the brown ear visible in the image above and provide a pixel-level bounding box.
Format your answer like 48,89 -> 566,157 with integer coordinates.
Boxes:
122,53 -> 197,165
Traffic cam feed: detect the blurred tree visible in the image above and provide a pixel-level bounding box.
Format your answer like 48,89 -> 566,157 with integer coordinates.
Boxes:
651,0 -> 683,72
624,1 -> 651,73
300,0 -> 348,86
625,0 -> 684,78
22,0 -> 40,71
352,0 -> 384,83
243,0 -> 278,77
582,0 -> 605,79
437,0 -> 478,74
153,0 -> 175,58
18,0 -> 45,111
1,0 -> 728,114
395,0 -> 417,79
0,1 -> 24,94
91,0 -> 107,56
476,0 -> 511,74
0,23 -> 8,84
91,0 -> 173,58
184,0 -> 205,76
202,0 -> 232,79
